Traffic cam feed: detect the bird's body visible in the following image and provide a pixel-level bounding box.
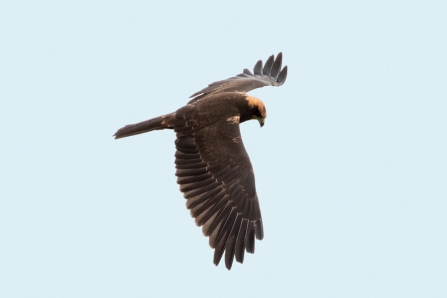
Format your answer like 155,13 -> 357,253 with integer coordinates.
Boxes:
114,53 -> 287,269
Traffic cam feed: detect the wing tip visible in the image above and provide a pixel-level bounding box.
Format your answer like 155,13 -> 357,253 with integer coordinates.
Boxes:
253,60 -> 263,75
260,52 -> 288,86
277,65 -> 288,86
262,55 -> 275,76
271,52 -> 283,79
189,52 -> 288,101
255,220 -> 264,240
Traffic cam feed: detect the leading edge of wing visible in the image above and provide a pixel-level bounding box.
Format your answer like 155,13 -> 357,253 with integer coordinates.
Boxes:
188,53 -> 288,102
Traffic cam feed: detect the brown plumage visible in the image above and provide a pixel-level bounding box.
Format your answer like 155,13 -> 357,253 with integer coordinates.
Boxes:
114,53 -> 288,269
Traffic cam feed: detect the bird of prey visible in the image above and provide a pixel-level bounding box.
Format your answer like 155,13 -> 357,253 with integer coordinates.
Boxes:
114,53 -> 287,270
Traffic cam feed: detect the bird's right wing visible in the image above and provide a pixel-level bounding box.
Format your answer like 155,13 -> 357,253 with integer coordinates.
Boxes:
188,52 -> 287,104
174,116 -> 263,270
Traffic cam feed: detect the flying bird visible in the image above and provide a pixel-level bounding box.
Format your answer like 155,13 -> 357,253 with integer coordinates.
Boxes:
114,53 -> 288,269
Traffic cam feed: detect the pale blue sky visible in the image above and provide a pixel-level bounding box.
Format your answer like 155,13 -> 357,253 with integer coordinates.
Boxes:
1,1 -> 446,297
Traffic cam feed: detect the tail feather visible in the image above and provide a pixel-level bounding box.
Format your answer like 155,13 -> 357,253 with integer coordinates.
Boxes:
114,113 -> 174,139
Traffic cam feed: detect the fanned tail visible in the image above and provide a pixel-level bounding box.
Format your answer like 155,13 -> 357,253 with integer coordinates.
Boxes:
114,113 -> 175,139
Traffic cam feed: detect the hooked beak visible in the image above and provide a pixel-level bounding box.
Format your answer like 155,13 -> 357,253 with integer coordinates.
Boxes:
258,118 -> 265,127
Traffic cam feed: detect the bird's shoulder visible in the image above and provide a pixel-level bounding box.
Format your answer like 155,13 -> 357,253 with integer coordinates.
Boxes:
175,92 -> 248,126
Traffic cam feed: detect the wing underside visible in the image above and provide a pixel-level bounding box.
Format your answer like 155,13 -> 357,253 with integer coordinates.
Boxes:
174,119 -> 263,269
189,52 -> 288,104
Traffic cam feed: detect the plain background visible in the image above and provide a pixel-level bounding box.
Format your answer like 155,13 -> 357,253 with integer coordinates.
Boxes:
1,1 -> 446,297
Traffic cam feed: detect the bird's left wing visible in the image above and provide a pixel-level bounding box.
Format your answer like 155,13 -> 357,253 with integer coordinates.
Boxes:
174,116 -> 263,269
188,52 -> 287,103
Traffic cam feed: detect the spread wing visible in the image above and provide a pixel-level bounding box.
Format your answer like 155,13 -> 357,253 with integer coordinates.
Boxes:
188,52 -> 288,104
174,116 -> 263,270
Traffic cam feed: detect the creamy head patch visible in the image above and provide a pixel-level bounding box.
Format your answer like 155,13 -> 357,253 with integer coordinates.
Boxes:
245,95 -> 267,118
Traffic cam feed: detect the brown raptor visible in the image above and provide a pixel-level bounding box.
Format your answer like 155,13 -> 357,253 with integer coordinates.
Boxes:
114,53 -> 288,269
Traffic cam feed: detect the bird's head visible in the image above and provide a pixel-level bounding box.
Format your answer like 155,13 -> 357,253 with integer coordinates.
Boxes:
246,96 -> 267,127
